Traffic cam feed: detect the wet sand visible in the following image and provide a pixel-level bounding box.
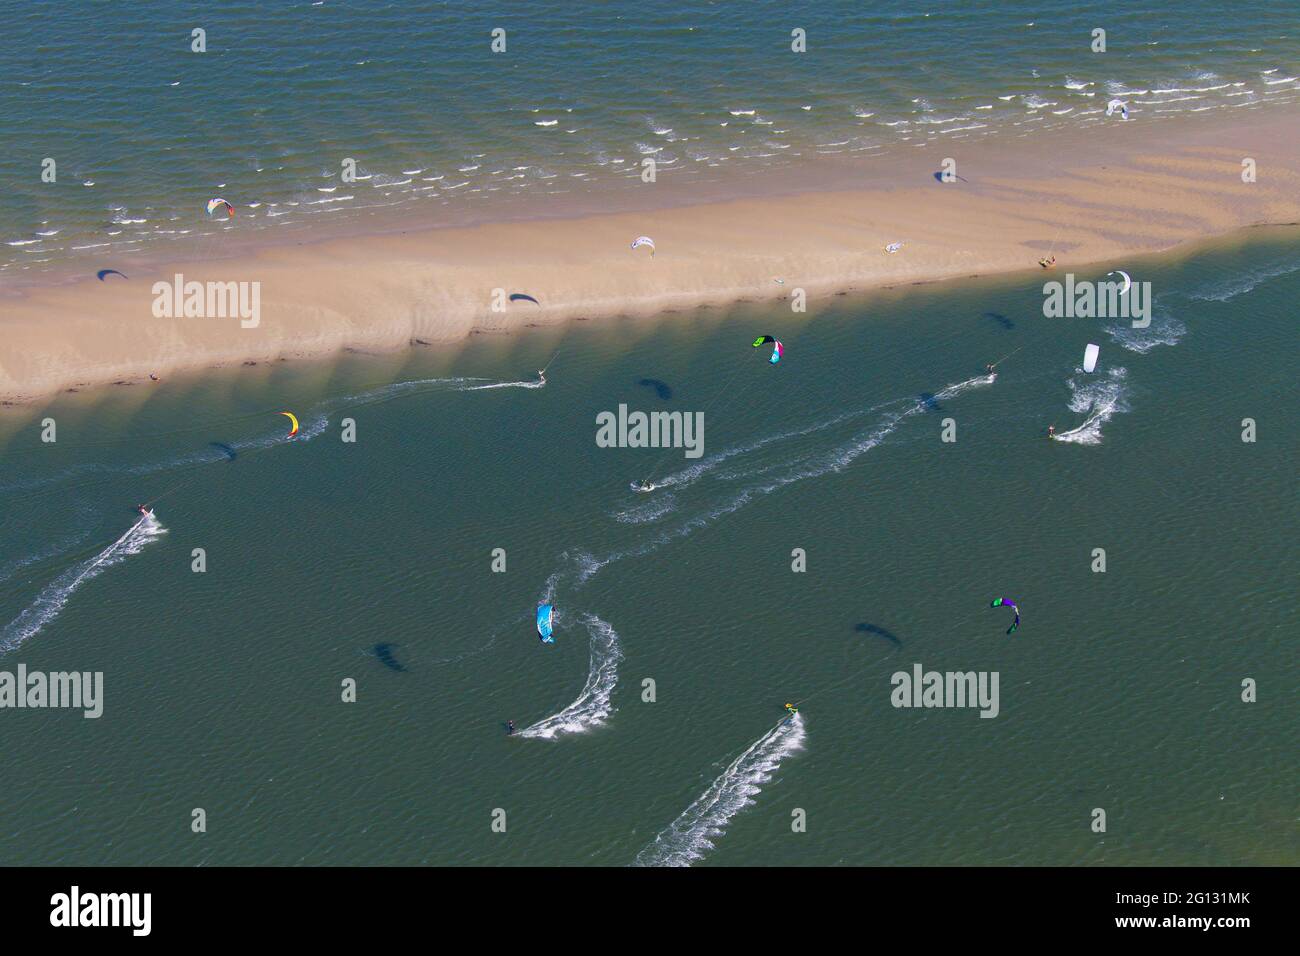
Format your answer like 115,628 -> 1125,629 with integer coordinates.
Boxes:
1,107 -> 1297,403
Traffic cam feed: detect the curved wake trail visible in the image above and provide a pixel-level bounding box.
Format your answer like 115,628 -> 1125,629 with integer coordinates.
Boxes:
633,713 -> 806,867
581,374 -> 996,584
517,613 -> 622,739
1054,366 -> 1129,445
616,395 -> 910,511
0,513 -> 167,654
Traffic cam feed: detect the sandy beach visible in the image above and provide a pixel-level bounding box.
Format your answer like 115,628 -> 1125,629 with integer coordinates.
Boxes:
2,108 -> 1297,404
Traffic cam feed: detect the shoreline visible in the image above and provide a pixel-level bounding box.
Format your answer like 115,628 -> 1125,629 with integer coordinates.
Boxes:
2,107 -> 1297,405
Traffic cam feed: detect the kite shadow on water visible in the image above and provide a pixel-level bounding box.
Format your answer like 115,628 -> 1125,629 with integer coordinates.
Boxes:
917,392 -> 946,414
637,378 -> 673,399
371,643 -> 407,672
855,622 -> 903,648
208,442 -> 238,461
982,311 -> 1015,330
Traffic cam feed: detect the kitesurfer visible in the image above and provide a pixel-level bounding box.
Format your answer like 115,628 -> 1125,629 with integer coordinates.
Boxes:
784,703 -> 798,720
985,363 -> 995,374
136,504 -> 151,516
507,720 -> 515,735
536,369 -> 546,384
1047,425 -> 1055,440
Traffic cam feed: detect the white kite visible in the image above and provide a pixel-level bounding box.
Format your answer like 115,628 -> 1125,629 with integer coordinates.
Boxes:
1083,343 -> 1100,374
1107,269 -> 1132,295
1106,99 -> 1129,120
631,236 -> 656,255
884,241 -> 904,254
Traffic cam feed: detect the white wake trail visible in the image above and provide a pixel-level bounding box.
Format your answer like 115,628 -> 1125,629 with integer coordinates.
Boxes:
634,713 -> 806,866
456,378 -> 545,391
517,613 -> 623,739
1053,366 -> 1130,445
580,374 -> 996,584
0,513 -> 167,654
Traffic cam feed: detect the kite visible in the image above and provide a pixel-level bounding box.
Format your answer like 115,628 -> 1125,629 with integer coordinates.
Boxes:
1083,343 -> 1100,374
1106,99 -> 1129,120
631,236 -> 656,255
990,597 -> 1020,635
536,604 -> 555,643
206,198 -> 235,219
884,242 -> 903,254
279,411 -> 299,437
752,336 -> 784,364
1107,270 -> 1132,295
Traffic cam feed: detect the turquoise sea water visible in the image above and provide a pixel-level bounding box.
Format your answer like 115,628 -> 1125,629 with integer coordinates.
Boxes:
1,231 -> 1295,865
1,0 -> 1297,278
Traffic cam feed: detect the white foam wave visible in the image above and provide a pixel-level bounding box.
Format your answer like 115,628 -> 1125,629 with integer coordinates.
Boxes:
634,713 -> 805,866
1053,367 -> 1129,445
1105,306 -> 1186,353
1185,258 -> 1300,302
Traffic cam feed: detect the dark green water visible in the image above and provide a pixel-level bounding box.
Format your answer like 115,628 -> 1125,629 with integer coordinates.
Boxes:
1,232 -> 1295,865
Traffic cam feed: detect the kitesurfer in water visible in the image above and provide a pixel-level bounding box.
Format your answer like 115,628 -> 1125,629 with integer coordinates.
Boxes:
1047,424 -> 1056,440
507,720 -> 515,735
985,363 -> 995,374
784,703 -> 798,722
536,369 -> 546,385
136,504 -> 151,516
